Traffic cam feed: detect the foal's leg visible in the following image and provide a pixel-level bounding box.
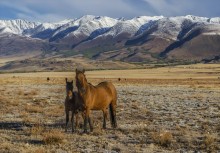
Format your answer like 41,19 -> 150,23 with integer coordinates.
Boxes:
75,113 -> 79,129
71,111 -> 75,133
102,109 -> 107,129
65,111 -> 69,132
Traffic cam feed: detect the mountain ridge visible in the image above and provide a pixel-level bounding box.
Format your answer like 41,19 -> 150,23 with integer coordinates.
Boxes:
1,15 -> 219,37
0,15 -> 220,65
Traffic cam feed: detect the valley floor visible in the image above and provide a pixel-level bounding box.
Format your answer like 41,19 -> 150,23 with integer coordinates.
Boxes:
0,64 -> 220,152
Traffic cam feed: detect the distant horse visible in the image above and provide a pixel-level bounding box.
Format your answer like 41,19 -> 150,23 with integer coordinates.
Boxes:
75,69 -> 117,133
65,78 -> 84,132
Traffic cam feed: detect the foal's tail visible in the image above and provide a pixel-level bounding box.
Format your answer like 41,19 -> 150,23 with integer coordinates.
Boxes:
109,102 -> 117,128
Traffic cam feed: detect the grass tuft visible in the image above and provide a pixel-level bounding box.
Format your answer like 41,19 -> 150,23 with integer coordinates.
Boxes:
42,129 -> 65,145
25,104 -> 43,113
31,125 -> 45,137
203,133 -> 217,151
152,130 -> 173,147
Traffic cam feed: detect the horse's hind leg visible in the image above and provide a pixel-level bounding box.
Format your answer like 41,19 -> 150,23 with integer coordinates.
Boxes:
102,109 -> 107,129
84,116 -> 88,133
88,117 -> 93,132
65,111 -> 69,132
113,104 -> 117,128
113,105 -> 117,128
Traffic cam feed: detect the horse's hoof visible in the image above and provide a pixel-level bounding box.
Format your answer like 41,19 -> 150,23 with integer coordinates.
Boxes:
113,123 -> 117,128
83,132 -> 89,135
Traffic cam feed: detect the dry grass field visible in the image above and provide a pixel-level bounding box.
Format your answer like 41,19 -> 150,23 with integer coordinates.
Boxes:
0,64 -> 220,152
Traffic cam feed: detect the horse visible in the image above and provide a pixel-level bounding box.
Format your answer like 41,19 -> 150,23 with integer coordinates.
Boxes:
75,69 -> 117,133
64,78 -> 84,133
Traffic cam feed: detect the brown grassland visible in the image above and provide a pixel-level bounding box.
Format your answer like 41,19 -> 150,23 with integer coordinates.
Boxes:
0,64 -> 220,152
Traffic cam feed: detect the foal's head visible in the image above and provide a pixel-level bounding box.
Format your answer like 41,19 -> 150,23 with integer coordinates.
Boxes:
75,69 -> 87,95
65,78 -> 73,98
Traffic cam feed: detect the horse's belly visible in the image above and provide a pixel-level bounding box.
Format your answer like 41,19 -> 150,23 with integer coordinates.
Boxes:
91,99 -> 110,110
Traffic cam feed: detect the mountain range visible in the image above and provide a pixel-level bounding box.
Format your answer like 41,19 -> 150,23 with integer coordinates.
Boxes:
1,15 -> 220,64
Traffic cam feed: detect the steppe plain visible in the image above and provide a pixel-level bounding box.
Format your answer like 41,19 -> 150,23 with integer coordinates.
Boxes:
0,64 -> 220,152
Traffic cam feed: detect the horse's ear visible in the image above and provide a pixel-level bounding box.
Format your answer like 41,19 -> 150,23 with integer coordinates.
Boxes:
65,78 -> 67,83
71,80 -> 73,84
75,68 -> 78,74
82,69 -> 85,74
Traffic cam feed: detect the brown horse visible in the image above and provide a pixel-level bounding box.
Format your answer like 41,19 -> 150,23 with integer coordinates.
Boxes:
75,69 -> 117,133
65,78 -> 84,132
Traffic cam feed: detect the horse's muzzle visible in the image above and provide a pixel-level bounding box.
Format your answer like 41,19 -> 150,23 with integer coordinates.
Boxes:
67,91 -> 73,99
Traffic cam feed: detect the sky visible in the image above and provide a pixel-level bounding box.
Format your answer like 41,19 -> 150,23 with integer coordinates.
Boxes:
0,0 -> 220,22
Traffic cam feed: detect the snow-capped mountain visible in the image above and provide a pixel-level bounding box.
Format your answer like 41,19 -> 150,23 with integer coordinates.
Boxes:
48,15 -> 119,42
0,19 -> 39,34
102,16 -> 163,37
0,15 -> 220,63
1,15 -> 220,39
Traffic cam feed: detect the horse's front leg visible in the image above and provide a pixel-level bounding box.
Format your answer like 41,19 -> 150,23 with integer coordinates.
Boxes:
84,109 -> 93,133
84,109 -> 89,133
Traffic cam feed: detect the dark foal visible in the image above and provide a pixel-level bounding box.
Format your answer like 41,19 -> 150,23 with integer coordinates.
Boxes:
65,78 -> 84,132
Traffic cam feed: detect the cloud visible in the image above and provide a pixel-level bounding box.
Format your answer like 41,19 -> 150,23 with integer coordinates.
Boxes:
144,0 -> 220,17
0,0 -> 219,22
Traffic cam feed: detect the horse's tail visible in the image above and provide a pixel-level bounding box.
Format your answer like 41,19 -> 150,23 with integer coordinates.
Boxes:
109,102 -> 117,128
107,82 -> 117,128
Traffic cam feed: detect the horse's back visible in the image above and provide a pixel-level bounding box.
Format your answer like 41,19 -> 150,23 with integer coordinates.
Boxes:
96,81 -> 117,102
97,81 -> 115,92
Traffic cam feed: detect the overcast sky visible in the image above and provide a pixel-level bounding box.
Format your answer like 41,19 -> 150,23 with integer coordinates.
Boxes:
0,0 -> 220,22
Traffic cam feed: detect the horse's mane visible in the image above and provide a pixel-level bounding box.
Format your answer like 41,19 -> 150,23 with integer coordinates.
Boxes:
87,81 -> 108,89
88,82 -> 94,87
78,71 -> 104,89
